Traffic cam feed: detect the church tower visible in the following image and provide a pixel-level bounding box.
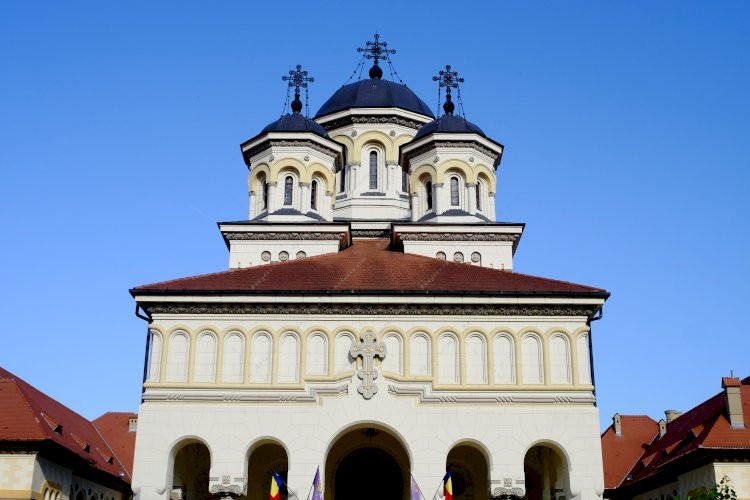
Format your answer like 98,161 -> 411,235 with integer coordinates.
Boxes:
130,35 -> 610,500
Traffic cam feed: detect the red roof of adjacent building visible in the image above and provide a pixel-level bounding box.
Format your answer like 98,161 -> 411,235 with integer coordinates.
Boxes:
601,415 -> 659,489
0,367 -> 133,483
603,376 -> 750,496
132,239 -> 608,296
92,412 -> 137,478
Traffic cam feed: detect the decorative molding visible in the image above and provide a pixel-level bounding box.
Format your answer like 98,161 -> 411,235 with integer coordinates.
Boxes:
223,232 -> 345,241
142,382 -> 350,403
387,382 -> 597,405
405,140 -> 500,165
245,139 -> 340,163
322,115 -> 424,131
208,474 -> 247,496
350,331 -> 386,400
398,232 -> 521,243
350,229 -> 391,238
143,303 -> 599,317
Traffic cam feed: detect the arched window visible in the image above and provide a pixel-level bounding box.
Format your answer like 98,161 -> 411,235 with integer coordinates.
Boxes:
335,332 -> 355,373
521,334 -> 543,384
278,333 -> 300,383
493,334 -> 515,384
475,181 -> 482,211
306,333 -> 328,376
450,177 -> 460,206
576,333 -> 592,384
549,334 -> 571,384
147,330 -> 162,382
257,174 -> 268,211
340,166 -> 346,193
425,180 -> 433,210
283,176 -> 293,205
466,334 -> 487,384
369,151 -> 378,190
402,171 -> 408,192
166,332 -> 189,382
410,334 -> 431,376
438,334 -> 459,384
382,333 -> 402,374
250,332 -> 272,383
311,180 -> 319,211
221,332 -> 244,383
194,332 -> 217,383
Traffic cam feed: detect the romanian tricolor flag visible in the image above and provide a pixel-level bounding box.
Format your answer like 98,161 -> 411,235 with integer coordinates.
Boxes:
269,470 -> 283,500
443,472 -> 453,500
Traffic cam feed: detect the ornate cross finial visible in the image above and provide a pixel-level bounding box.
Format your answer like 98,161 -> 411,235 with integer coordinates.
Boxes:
357,33 -> 396,66
433,64 -> 464,96
349,331 -> 386,399
282,64 -> 314,96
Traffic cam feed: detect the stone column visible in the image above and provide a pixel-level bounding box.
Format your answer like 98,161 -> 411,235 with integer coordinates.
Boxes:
266,182 -> 278,213
349,163 -> 360,196
387,162 -> 399,197
299,182 -> 310,213
411,192 -> 420,221
248,190 -> 256,219
325,191 -> 334,220
433,182 -> 444,216
489,192 -> 496,220
466,182 -> 477,213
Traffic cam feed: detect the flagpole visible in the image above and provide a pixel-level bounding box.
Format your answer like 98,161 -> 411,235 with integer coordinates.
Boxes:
271,469 -> 302,500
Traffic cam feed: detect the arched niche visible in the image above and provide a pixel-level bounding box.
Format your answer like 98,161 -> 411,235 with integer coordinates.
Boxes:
446,443 -> 490,500
325,425 -> 411,500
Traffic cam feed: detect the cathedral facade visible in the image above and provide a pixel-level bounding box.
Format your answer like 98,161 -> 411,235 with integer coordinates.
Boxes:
130,37 -> 609,500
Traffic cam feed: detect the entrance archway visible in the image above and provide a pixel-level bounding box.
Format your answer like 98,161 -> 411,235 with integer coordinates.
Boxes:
446,444 -> 489,499
246,441 -> 289,500
325,426 -> 410,500
523,444 -> 569,500
170,440 -> 212,500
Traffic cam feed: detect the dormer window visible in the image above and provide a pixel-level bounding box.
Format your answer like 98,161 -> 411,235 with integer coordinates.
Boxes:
284,176 -> 293,206
450,177 -> 460,206
369,151 -> 378,190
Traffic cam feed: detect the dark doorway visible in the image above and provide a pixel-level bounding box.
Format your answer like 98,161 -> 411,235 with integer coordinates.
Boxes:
334,447 -> 403,500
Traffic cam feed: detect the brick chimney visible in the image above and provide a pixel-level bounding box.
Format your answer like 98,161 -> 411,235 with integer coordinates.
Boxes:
722,377 -> 744,429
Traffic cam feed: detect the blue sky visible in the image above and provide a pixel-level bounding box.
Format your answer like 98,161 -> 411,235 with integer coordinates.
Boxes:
1,2 -> 748,430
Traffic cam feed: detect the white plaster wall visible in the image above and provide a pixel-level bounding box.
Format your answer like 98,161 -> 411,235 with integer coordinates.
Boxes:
714,463 -> 750,500
228,240 -> 340,268
133,313 -> 603,500
402,240 -> 515,270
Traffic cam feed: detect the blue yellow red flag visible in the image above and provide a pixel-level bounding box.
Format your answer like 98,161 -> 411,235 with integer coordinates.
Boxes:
270,470 -> 283,500
443,472 -> 453,500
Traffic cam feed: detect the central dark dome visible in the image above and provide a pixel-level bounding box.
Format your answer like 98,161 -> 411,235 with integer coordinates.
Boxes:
314,76 -> 435,119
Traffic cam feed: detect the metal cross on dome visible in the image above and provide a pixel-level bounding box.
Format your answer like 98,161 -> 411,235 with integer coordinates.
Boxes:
349,330 -> 386,400
433,64 -> 464,96
282,64 -> 314,95
357,33 -> 396,65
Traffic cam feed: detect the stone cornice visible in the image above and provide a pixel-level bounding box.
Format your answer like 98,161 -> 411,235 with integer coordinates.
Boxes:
244,138 -> 341,164
397,232 -> 521,243
223,231 -> 345,241
322,114 -> 425,131
141,302 -> 599,317
404,140 -> 500,166
141,382 -> 595,406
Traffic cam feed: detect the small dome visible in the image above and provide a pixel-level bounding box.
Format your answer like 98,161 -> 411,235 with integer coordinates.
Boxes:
261,111 -> 329,138
314,75 -> 434,119
413,113 -> 486,140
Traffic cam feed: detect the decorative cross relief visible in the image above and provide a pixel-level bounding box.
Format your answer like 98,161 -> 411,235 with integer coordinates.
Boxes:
350,331 -> 386,399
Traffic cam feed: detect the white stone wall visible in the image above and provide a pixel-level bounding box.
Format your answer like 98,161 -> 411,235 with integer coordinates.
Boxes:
227,239 -> 340,268
402,239 -> 515,270
133,312 -> 603,500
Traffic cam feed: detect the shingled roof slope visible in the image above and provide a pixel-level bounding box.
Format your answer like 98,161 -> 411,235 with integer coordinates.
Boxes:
93,412 -> 137,478
0,366 -> 132,482
132,239 -> 608,296
601,415 -> 658,489
605,376 -> 750,496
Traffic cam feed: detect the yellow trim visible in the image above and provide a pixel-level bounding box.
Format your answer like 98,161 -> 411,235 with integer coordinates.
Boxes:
269,158 -> 306,182
249,164 -> 271,192
0,489 -> 43,500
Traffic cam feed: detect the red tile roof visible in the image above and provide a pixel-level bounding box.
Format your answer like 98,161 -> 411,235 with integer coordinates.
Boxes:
0,367 -> 132,483
132,239 -> 608,296
604,376 -> 750,496
601,415 -> 658,489
92,412 -> 137,478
